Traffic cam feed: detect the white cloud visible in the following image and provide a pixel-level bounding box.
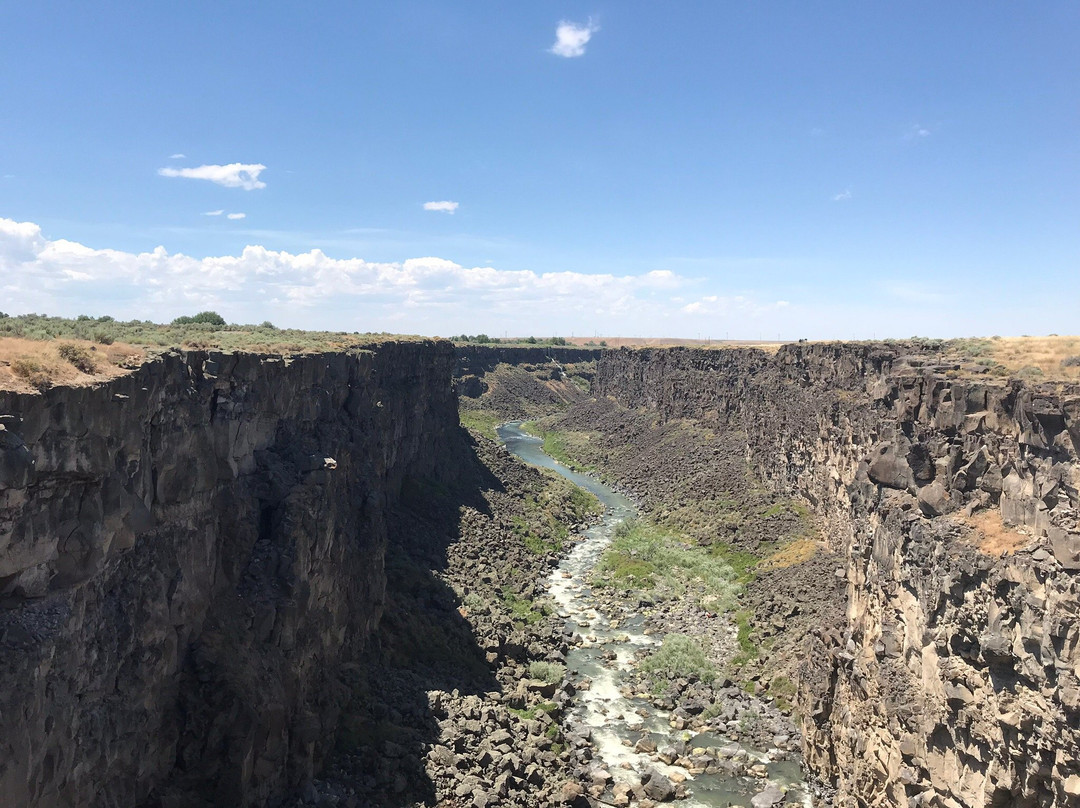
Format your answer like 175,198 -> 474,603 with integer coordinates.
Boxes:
0,217 -> 735,333
832,188 -> 852,202
3,218 -> 1075,339
158,162 -> 267,190
423,201 -> 459,214
227,212 -> 247,220
905,124 -> 931,140
169,153 -> 186,159
204,210 -> 225,216
680,296 -> 789,317
550,19 -> 599,58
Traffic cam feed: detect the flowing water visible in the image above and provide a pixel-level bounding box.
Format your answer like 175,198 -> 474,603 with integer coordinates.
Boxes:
497,422 -> 813,807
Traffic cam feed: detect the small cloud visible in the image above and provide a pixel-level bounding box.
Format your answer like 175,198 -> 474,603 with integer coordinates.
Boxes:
169,153 -> 186,159
680,295 -> 787,317
204,210 -> 225,216
832,188 -> 853,202
158,162 -> 267,190
904,124 -> 931,140
550,19 -> 599,58
423,201 -> 459,214
227,212 -> 246,220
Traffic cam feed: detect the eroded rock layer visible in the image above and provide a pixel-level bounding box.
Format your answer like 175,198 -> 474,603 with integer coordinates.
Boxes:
0,345 -> 459,807
592,344 -> 1080,807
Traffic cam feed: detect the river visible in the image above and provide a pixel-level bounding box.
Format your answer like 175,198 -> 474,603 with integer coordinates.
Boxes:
497,421 -> 813,808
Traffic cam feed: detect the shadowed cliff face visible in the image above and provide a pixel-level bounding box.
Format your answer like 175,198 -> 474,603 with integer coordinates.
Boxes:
0,344 -> 462,807
592,345 -> 1080,808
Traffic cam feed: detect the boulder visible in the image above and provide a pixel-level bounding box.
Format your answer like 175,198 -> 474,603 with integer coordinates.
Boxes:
750,783 -> 785,808
868,442 -> 913,490
642,768 -> 675,801
918,481 -> 956,517
558,781 -> 584,804
1050,527 -> 1080,570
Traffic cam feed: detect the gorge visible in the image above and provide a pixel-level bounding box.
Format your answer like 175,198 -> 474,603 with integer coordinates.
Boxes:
1,340 -> 1078,808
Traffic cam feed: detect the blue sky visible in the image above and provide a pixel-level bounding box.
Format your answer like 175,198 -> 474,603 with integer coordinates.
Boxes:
2,2 -> 1077,338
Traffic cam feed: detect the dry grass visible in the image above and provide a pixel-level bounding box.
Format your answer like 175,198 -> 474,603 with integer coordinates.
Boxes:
757,538 -> 819,570
0,338 -> 145,393
956,510 -> 1032,557
986,336 -> 1080,381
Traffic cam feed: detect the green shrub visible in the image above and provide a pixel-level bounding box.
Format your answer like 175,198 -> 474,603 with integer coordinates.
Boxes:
596,518 -> 740,607
767,675 -> 797,712
738,707 -> 761,734
10,357 -> 52,391
92,330 -> 114,345
731,610 -> 758,666
950,338 -> 993,357
57,343 -> 96,373
501,588 -> 547,625
510,701 -> 558,720
528,661 -> 566,684
461,592 -> 485,612
172,311 -> 226,326
639,634 -> 715,684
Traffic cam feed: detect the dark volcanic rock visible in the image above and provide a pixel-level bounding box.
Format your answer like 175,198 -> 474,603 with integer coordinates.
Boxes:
0,344 -> 461,807
574,343 -> 1080,808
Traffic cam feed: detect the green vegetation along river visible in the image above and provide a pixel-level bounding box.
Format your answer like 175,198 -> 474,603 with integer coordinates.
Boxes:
497,421 -> 813,807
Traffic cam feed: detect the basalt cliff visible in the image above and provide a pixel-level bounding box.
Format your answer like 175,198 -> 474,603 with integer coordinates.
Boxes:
0,344 -> 460,807
590,345 -> 1080,807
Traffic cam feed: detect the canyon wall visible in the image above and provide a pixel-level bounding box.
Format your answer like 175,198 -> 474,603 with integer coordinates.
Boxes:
0,343 -> 459,807
594,345 -> 1080,808
454,345 -> 602,377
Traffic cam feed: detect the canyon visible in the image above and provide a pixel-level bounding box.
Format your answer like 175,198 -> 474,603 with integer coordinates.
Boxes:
1,340 -> 1078,807
575,345 -> 1080,807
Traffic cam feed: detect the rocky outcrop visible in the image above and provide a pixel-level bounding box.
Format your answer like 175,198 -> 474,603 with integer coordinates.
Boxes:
455,346 -> 601,420
0,344 -> 460,807
455,346 -> 602,378
594,344 -> 1080,808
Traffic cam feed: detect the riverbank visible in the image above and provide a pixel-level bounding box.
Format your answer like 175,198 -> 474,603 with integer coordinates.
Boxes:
498,422 -> 816,807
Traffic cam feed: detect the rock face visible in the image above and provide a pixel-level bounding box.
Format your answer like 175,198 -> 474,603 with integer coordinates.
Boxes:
0,344 -> 459,807
594,344 -> 1080,808
455,345 -> 602,420
455,346 -> 602,378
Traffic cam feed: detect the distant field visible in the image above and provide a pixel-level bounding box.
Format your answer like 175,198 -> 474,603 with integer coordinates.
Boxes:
943,335 -> 1080,383
0,337 -> 146,393
0,313 -> 1076,392
563,336 -> 785,350
985,335 -> 1080,380
0,313 -> 421,393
